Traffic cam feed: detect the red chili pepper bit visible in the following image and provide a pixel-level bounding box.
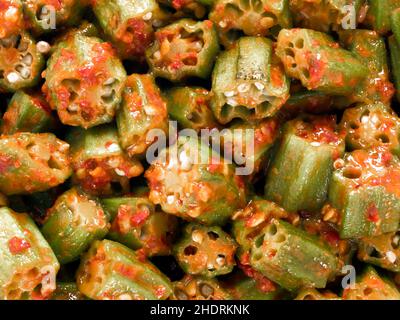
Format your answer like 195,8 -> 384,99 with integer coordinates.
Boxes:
8,236 -> 31,255
155,285 -> 167,299
130,209 -> 150,227
366,204 -> 379,223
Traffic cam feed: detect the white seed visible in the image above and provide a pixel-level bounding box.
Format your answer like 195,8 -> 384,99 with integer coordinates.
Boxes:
106,142 -> 120,152
118,294 -> 132,300
254,82 -> 265,91
207,263 -> 215,270
67,104 -> 79,112
226,98 -> 238,106
142,12 -> 153,21
167,195 -> 175,204
386,251 -> 397,264
393,235 -> 400,247
16,65 -> 31,79
103,77 -> 116,86
114,168 -> 126,176
237,83 -> 250,93
333,158 -> 345,170
153,51 -> 162,60
6,72 -> 20,83
216,256 -> 226,266
310,141 -> 321,147
192,230 -> 204,244
22,53 -> 33,66
224,91 -> 235,97
218,21 -> 227,28
193,41 -> 203,52
36,41 -> 51,54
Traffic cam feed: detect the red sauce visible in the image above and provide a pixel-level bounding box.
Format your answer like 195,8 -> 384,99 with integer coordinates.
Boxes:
8,236 -> 31,255
0,155 -> 13,174
366,204 -> 379,223
296,115 -> 340,144
130,209 -> 150,227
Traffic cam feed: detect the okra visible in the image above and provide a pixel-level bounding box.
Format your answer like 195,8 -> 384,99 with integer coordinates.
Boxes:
43,34 -> 126,128
295,288 -> 340,300
41,188 -> 110,264
76,240 -> 172,300
364,0 -> 400,35
211,37 -> 290,124
0,0 -> 24,39
389,35 -> 400,103
391,8 -> 400,46
50,282 -> 87,300
158,0 -> 208,19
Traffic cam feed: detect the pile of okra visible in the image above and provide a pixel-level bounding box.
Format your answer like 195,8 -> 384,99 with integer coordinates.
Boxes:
3,0 -> 400,301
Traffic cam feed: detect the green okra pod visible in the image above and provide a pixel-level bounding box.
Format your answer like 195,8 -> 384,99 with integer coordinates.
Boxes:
364,0 -> 400,35
50,282 -> 87,300
295,288 -> 340,300
389,35 -> 400,103
391,8 -> 400,45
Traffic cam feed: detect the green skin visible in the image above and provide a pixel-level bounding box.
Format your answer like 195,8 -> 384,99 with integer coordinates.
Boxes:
250,219 -> 339,292
295,288 -> 340,300
1,90 -> 57,134
389,35 -> 400,103
358,231 -> 400,272
0,207 -> 60,300
0,32 -> 44,93
365,0 -> 400,35
50,282 -> 87,300
211,36 -> 290,124
116,74 -> 168,157
281,91 -> 336,116
339,103 -> 400,156
342,266 -> 400,300
41,188 -> 110,265
0,133 -> 72,195
76,240 -> 173,300
44,34 -> 127,128
392,9 -> 400,46
165,86 -> 218,132
101,197 -> 178,256
146,19 -> 220,82
265,116 -> 345,213
145,136 -> 247,226
173,223 -> 237,278
276,28 -> 368,96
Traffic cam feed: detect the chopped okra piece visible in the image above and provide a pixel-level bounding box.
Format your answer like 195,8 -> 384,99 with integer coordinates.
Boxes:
146,19 -> 219,82
172,275 -> 232,300
66,125 -> 143,196
0,32 -> 44,93
342,266 -> 400,300
101,197 -> 178,256
276,28 -> 368,96
289,0 -> 363,33
339,30 -> 394,105
23,0 -> 87,35
76,239 -> 172,300
392,9 -> 400,45
389,35 -> 400,103
265,115 -> 345,213
209,0 -> 292,48
211,37 -> 290,124
158,0 -> 208,19
0,0 -> 24,39
145,136 -> 247,226
43,34 -> 126,128
1,90 -> 57,134
357,231 -> 400,272
116,74 -> 168,157
41,188 -> 110,264
92,0 -> 167,60
295,288 -> 340,300
364,0 -> 400,35
281,90 -> 337,115
50,282 -> 87,300
339,103 -> 400,156
250,219 -> 339,291
329,147 -> 400,239
173,223 -> 237,278
165,86 -> 218,132
0,207 -> 59,300
0,133 -> 71,195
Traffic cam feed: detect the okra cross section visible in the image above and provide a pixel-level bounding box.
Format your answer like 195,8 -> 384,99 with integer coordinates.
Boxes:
41,187 -> 110,265
0,207 -> 59,300
173,223 -> 237,278
43,34 -> 127,128
211,36 -> 290,124
76,239 -> 173,300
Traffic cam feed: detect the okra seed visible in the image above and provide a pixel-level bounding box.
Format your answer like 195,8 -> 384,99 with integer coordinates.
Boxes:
333,158 -> 345,170
237,83 -> 250,93
67,104 -> 79,112
392,235 -> 400,248
199,283 -> 214,297
224,91 -> 235,97
142,12 -> 152,21
6,71 -> 20,83
153,51 -> 162,60
114,168 -> 125,176
386,251 -> 397,263
36,41 -> 51,54
103,77 -> 116,86
218,21 -> 227,28
16,65 -> 31,79
216,255 -> 226,266
191,230 -> 203,243
175,289 -> 189,300
22,53 -> 33,66
254,82 -> 265,91
167,195 -> 175,204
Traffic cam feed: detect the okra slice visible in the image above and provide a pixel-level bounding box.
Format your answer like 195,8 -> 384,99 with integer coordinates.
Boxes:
145,136 -> 247,226
339,30 -> 394,105
41,188 -> 110,265
295,288 -> 340,300
43,34 -> 126,128
357,231 -> 400,272
329,147 -> 400,239
342,266 -> 400,300
165,86 -> 218,132
0,0 -> 24,39
265,115 -> 345,213
364,0 -> 400,35
339,103 -> 400,156
173,275 -> 232,300
211,37 -> 289,124
92,0 -> 166,60
289,0 -> 362,33
0,133 -> 71,195
76,239 -> 172,300
1,90 -> 57,134
146,19 -> 219,82
101,197 -> 178,256
173,223 -> 237,278
0,207 -> 59,300
250,219 -> 339,291
117,74 -> 168,157
50,282 -> 87,300
276,28 -> 368,96
66,125 -> 143,196
23,0 -> 87,35
209,0 -> 291,48
0,32 -> 44,93
389,35 -> 400,103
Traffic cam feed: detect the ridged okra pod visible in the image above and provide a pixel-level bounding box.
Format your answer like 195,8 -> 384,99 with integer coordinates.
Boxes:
391,8 -> 400,45
0,207 -> 59,300
41,188 -> 110,264
76,239 -> 172,300
211,37 -> 289,124
0,133 -> 71,195
389,35 -> 400,103
265,115 -> 345,213
43,34 -> 126,128
364,0 -> 400,35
